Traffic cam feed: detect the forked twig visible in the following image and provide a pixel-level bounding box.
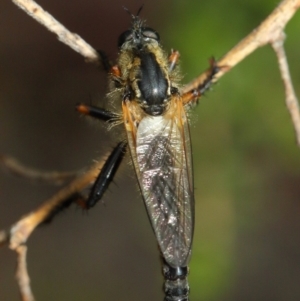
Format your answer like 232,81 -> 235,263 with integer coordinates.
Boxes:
271,35 -> 300,144
9,157 -> 106,250
183,0 -> 300,89
2,157 -> 107,301
183,0 -> 300,146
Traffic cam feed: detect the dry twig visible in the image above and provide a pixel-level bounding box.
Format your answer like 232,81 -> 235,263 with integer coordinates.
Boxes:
271,35 -> 300,144
0,154 -> 79,184
2,158 -> 107,301
15,245 -> 35,301
183,0 -> 300,89
11,0 -> 100,64
183,0 -> 300,145
9,157 -> 107,250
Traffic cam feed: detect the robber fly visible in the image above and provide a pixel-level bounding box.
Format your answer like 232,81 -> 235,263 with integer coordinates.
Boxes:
76,7 -> 219,301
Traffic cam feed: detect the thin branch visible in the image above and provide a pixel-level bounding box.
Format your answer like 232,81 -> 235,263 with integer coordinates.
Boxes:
11,0 -> 100,64
183,0 -> 300,91
271,35 -> 300,145
9,157 -> 106,250
0,156 -> 107,301
0,154 -> 79,185
15,245 -> 35,301
182,0 -> 300,147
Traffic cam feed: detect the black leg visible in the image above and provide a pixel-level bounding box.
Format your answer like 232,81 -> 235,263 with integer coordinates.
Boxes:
182,58 -> 220,106
86,141 -> 127,209
97,50 -> 112,73
76,103 -> 119,122
42,141 -> 126,222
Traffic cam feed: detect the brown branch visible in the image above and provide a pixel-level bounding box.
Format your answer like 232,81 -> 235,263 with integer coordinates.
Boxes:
181,0 -> 300,147
0,154 -> 79,184
1,156 -> 107,301
183,0 -> 300,91
9,157 -> 106,250
271,35 -> 300,145
15,245 -> 35,301
11,0 -> 100,64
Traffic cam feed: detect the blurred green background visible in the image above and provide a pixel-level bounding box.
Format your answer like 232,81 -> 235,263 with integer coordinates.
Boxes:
1,0 -> 300,301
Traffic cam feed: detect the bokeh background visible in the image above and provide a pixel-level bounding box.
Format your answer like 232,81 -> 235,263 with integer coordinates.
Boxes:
1,0 -> 300,300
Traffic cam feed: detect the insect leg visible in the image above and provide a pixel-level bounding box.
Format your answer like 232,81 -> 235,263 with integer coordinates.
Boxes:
41,141 -> 127,221
86,141 -> 127,209
182,57 -> 220,106
97,50 -> 112,73
76,103 -> 118,122
76,101 -> 126,209
76,65 -> 123,122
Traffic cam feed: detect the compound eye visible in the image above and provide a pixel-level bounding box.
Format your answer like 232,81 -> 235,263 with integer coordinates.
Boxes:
142,27 -> 160,42
118,30 -> 133,48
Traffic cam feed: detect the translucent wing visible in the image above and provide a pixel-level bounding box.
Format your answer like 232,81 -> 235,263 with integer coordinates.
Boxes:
123,99 -> 194,267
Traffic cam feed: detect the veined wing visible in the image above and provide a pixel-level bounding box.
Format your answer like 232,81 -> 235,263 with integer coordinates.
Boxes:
123,99 -> 194,267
